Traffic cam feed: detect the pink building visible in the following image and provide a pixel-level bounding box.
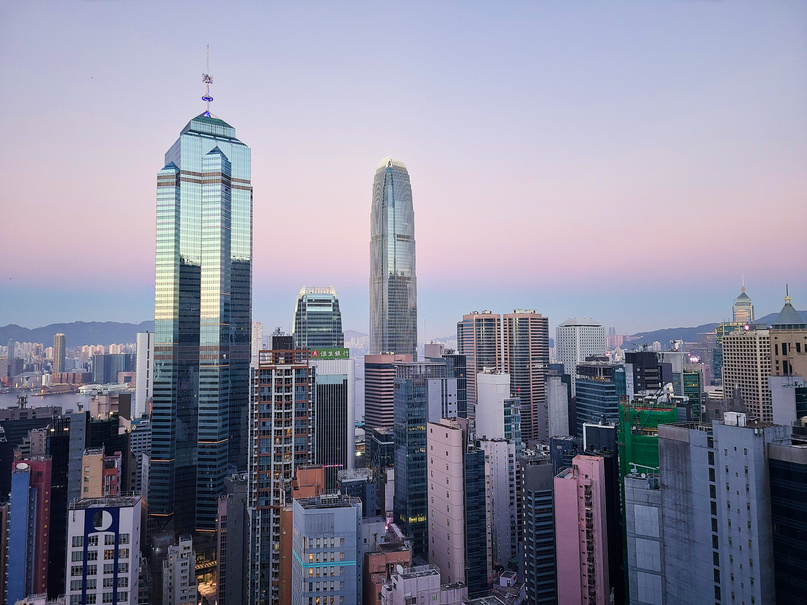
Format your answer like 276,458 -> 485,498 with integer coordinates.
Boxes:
554,454 -> 610,605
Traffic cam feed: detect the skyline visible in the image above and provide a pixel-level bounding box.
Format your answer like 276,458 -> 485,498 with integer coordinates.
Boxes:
2,1 -> 806,337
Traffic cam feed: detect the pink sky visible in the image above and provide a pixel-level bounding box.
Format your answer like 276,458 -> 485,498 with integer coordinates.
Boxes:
2,1 -> 805,337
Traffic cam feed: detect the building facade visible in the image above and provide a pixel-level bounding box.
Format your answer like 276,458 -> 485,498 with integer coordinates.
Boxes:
151,111 -> 252,534
364,354 -> 413,429
722,329 -> 772,422
556,318 -> 606,396
134,331 -> 153,420
53,333 -> 66,376
457,311 -> 502,411
292,286 -> 345,350
370,158 -> 417,358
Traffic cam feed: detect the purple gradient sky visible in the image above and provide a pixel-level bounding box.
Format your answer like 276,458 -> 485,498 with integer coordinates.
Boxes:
2,1 -> 806,338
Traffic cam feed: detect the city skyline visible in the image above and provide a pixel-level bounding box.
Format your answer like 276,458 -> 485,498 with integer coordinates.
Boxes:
2,2 -> 806,337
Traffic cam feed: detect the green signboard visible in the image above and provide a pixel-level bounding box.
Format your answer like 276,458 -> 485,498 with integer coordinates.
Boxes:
310,347 -> 350,360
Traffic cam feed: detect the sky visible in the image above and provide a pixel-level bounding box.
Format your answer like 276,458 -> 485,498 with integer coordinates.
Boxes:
1,1 -> 806,339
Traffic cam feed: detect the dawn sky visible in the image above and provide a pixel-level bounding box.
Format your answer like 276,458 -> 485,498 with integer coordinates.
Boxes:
2,1 -> 805,338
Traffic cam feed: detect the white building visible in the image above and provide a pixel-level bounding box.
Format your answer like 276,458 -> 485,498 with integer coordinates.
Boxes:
476,371 -> 520,445
722,329 -> 772,422
251,321 -> 264,362
65,496 -> 142,605
547,374 -> 570,437
162,536 -> 197,605
478,437 -> 518,569
134,332 -> 153,419
381,565 -> 467,605
556,318 -> 606,396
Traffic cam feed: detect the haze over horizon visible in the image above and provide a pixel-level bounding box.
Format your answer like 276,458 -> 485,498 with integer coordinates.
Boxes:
2,2 -> 805,338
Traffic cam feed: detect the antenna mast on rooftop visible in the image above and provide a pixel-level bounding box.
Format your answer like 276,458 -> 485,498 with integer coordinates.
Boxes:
202,45 -> 214,117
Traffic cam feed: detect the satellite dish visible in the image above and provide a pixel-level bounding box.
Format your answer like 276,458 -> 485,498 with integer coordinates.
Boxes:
396,564 -> 404,575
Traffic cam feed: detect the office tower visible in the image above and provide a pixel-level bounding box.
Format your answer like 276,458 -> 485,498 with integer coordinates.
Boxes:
393,361 -> 453,557
658,350 -> 686,396
292,286 -> 345,349
65,495 -> 142,605
370,157 -> 417,358
251,321 -> 263,362
130,419 -> 151,497
53,332 -> 65,375
554,455 -> 610,605
733,284 -> 754,324
478,437 -> 518,571
6,458 -> 52,604
457,311 -> 502,411
618,391 -> 680,478
364,354 -> 413,429
290,495 -> 363,604
248,349 -> 314,605
624,473 -> 665,605
426,419 -> 488,597
520,450 -> 556,605
151,108 -> 252,534
547,371 -> 570,437
503,310 -> 549,443
549,435 -> 583,475
163,536 -> 198,605
476,369 -> 522,447
92,353 -> 133,384
381,565 -> 467,604
134,332 -> 153,419
769,375 -> 807,425
682,368 -> 703,420
366,426 -> 395,517
768,437 -> 807,603
81,446 -> 122,498
428,348 -> 468,419
339,468 -> 378,517
556,318 -> 606,396
658,415 -> 789,605
575,362 -> 621,436
625,351 -> 669,393
311,357 -> 355,490
713,321 -> 742,386
770,289 -> 807,378
723,328 -> 772,422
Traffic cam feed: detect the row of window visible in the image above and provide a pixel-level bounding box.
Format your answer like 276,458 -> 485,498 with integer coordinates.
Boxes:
71,534 -> 130,547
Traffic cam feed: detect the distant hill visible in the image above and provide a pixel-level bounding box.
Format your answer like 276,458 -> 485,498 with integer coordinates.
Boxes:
0,321 -> 154,347
627,309 -> 807,346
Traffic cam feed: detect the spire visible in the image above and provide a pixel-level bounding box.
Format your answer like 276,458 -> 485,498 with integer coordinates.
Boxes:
785,283 -> 791,304
202,45 -> 214,117
741,274 -> 745,293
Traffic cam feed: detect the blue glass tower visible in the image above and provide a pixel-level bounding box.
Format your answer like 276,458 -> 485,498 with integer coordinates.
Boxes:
370,158 -> 417,358
151,110 -> 252,534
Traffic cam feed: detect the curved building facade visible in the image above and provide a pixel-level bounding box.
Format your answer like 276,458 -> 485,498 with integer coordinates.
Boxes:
370,158 -> 417,358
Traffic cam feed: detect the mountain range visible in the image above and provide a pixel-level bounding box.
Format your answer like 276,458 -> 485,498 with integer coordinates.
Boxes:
1,309 -> 804,349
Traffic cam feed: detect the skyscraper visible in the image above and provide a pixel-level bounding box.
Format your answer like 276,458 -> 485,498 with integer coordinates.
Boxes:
556,318 -> 606,396
732,284 -> 754,324
292,286 -> 344,349
369,158 -> 417,358
53,332 -> 66,376
457,311 -> 502,412
503,310 -> 550,443
150,101 -> 252,534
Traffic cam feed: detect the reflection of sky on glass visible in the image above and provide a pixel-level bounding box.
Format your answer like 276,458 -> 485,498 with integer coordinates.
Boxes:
1,1 -> 805,336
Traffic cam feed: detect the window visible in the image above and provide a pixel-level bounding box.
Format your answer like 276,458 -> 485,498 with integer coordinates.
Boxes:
72,536 -> 83,548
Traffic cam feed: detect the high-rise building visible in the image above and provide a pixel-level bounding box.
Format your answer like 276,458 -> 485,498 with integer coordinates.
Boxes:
217,473 -> 249,605
478,437 -> 518,571
713,321 -> 742,386
426,419 -> 488,597
476,370 -> 522,448
290,495 -> 363,605
163,536 -> 198,605
248,349 -> 315,605
554,454 -> 610,605
769,289 -> 807,378
556,318 -> 606,396
457,311 -> 502,412
292,286 -> 345,349
624,473 -> 665,605
134,332 -> 153,419
364,354 -> 412,429
393,361 -> 454,557
732,285 -> 754,324
503,310 -> 550,443
53,332 -> 66,376
64,495 -> 142,605
151,106 -> 252,534
6,458 -> 52,604
311,357 -> 355,490
370,158 -> 417,358
251,321 -> 264,362
519,450 -> 557,605
723,328 -> 772,422
575,362 -> 621,436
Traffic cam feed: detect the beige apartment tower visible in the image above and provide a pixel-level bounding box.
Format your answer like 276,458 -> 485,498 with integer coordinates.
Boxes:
722,328 -> 772,422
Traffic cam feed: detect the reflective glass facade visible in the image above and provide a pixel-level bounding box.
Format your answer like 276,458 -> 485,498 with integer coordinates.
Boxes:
151,114 -> 252,533
370,158 -> 417,358
292,286 -> 344,349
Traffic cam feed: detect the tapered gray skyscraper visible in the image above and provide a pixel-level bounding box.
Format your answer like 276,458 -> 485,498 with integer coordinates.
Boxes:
370,158 -> 417,358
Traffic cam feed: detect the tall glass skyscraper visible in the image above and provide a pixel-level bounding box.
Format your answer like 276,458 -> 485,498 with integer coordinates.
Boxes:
292,286 -> 344,349
370,158 -> 417,358
151,112 -> 252,534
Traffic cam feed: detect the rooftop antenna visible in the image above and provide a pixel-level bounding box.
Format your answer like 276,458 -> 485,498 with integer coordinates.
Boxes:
741,274 -> 745,293
202,45 -> 214,117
